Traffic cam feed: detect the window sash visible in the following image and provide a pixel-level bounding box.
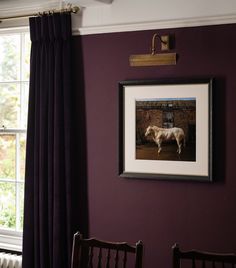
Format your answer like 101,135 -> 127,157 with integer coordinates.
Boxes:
0,30 -> 30,251
0,129 -> 26,133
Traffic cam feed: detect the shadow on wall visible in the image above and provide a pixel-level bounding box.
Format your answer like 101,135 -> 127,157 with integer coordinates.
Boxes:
71,36 -> 89,237
213,77 -> 226,183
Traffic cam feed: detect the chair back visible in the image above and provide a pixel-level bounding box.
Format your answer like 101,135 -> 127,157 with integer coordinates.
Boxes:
71,232 -> 143,268
173,243 -> 236,268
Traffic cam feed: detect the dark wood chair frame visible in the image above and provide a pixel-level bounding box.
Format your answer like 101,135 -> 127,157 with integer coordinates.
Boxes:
71,232 -> 143,268
173,243 -> 236,268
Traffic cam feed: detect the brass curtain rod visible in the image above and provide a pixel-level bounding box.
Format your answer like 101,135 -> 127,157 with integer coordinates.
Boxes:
0,5 -> 80,23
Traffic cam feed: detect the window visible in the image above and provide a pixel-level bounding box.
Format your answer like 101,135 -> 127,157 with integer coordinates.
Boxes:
163,111 -> 174,128
0,30 -> 30,251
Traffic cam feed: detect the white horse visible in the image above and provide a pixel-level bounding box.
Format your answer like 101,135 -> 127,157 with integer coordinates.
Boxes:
145,125 -> 185,154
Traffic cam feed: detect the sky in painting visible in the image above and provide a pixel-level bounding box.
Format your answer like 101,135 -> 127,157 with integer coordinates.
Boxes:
136,97 -> 196,101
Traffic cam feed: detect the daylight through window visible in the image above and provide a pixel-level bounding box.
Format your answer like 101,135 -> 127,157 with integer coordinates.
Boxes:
0,32 -> 30,234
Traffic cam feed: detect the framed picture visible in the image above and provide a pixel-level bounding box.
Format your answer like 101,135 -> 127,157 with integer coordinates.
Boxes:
118,78 -> 213,182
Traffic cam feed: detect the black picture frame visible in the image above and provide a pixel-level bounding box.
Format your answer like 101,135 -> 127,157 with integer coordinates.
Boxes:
119,78 -> 213,182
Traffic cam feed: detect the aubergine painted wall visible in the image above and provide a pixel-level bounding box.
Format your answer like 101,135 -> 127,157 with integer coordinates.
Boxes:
71,24 -> 236,268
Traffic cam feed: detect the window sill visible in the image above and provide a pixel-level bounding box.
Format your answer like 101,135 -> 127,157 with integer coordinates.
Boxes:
0,231 -> 22,253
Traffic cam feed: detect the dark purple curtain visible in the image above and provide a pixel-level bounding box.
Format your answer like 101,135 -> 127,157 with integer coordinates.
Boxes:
22,13 -> 75,268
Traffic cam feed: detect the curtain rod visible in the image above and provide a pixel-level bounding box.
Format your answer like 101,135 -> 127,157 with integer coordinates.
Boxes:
0,5 -> 80,23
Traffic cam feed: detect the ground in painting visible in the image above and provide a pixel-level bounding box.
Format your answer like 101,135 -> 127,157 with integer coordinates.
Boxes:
136,142 -> 196,161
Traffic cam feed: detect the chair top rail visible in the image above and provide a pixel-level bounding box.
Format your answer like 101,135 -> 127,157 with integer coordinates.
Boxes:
74,232 -> 142,253
77,238 -> 141,252
179,251 -> 236,262
173,244 -> 236,263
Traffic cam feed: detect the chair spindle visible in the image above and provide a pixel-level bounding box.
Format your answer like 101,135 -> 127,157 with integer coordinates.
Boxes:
123,250 -> 127,268
105,249 -> 111,268
202,260 -> 206,268
212,261 -> 215,268
115,250 -> 119,268
97,248 -> 102,268
88,246 -> 94,268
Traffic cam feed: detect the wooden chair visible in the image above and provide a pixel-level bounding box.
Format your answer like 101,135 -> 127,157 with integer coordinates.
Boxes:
71,232 -> 143,268
173,243 -> 236,268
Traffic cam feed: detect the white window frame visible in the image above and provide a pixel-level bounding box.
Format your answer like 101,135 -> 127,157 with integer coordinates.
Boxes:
0,27 -> 30,252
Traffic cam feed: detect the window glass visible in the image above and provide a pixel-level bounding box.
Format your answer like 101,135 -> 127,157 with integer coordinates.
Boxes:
0,35 -> 20,82
0,182 -> 16,229
21,82 -> 29,129
0,32 -> 30,234
19,182 -> 24,229
0,135 -> 16,179
0,83 -> 21,129
22,34 -> 31,81
20,133 -> 26,181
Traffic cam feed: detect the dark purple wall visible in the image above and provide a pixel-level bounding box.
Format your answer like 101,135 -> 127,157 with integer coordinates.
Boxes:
72,24 -> 236,268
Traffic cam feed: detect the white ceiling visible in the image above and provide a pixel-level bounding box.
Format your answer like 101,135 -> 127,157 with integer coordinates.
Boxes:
0,0 -> 112,20
0,0 -> 59,16
68,0 -> 113,6
0,0 -> 112,12
1,0 -> 236,35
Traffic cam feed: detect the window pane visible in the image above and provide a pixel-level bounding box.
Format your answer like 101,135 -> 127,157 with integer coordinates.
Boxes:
0,83 -> 21,128
21,82 -> 29,128
20,133 -> 26,180
0,182 -> 16,229
0,135 -> 16,179
0,35 -> 20,82
19,182 -> 24,230
22,34 -> 31,81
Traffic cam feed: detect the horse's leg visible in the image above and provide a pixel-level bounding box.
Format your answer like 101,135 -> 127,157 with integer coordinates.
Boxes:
156,139 -> 162,154
176,138 -> 182,154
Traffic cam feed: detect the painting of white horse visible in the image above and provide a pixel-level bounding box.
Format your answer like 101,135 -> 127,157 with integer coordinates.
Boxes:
145,125 -> 185,154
